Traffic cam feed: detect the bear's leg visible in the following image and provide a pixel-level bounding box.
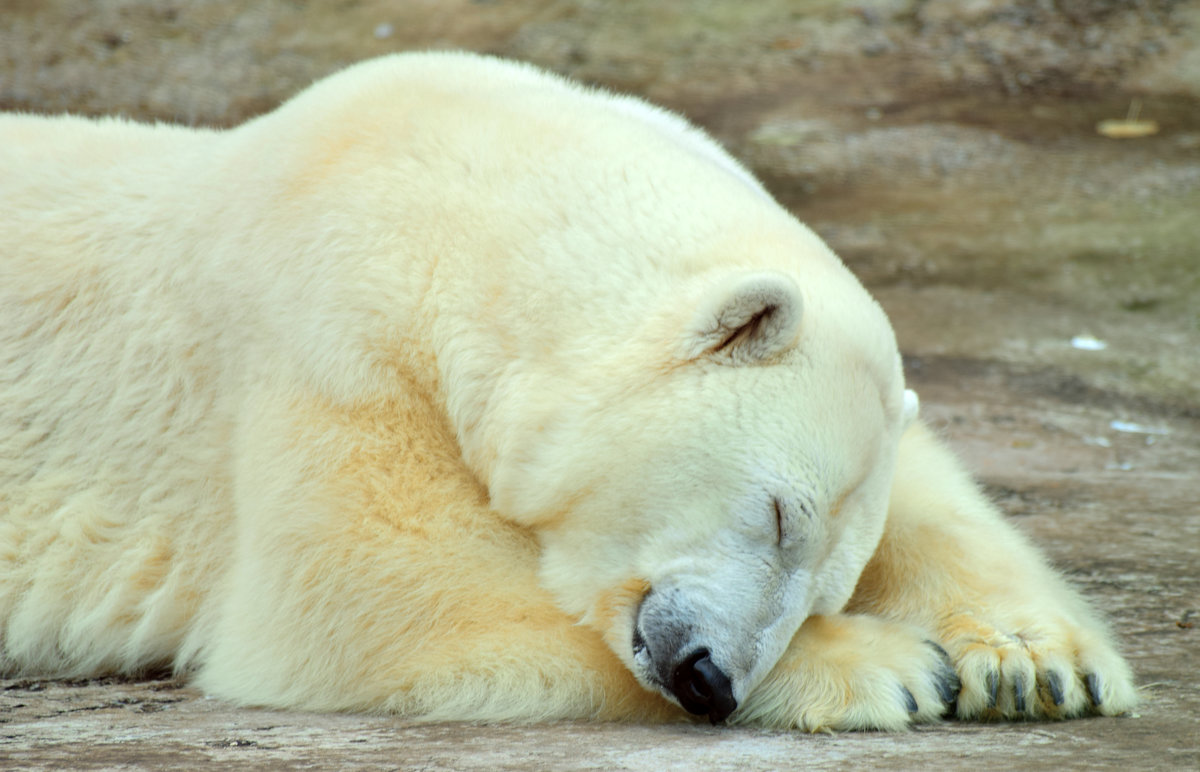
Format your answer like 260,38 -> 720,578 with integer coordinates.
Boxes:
190,391 -> 676,723
733,612 -> 960,731
735,421 -> 1136,731
843,421 -> 1138,722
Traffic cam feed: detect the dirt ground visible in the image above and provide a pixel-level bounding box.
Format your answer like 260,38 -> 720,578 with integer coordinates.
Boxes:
1,1 -> 1197,769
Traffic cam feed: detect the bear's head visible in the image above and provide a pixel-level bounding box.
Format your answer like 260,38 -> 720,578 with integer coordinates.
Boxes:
483,258 -> 918,723
448,215 -> 918,722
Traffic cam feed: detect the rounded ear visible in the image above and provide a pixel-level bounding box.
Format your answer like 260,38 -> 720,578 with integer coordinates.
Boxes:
685,272 -> 803,365
902,388 -> 920,428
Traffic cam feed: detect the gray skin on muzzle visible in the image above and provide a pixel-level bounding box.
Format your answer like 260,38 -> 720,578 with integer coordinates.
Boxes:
633,587 -> 741,724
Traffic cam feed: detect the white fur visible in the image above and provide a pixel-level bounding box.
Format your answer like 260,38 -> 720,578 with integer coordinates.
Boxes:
0,53 -> 1135,728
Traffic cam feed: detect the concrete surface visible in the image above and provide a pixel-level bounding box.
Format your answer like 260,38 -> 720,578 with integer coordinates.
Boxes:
1,1 -> 1197,769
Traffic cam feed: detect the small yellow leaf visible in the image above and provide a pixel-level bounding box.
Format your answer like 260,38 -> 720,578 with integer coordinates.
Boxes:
1096,119 -> 1159,139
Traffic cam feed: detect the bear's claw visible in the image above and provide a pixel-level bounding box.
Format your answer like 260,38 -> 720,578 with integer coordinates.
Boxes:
1046,670 -> 1065,706
925,641 -> 961,715
986,670 -> 1000,708
934,671 -> 960,711
1086,672 -> 1103,707
925,640 -> 952,666
1013,674 -> 1027,714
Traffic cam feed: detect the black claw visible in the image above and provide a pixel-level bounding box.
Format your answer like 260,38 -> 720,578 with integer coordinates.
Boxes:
934,671 -> 959,705
926,640 -> 952,664
1047,671 -> 1065,706
921,638 -> 960,701
925,640 -> 960,715
1086,672 -> 1103,707
1014,676 -> 1027,713
902,685 -> 919,714
986,670 -> 1000,709
938,681 -> 960,719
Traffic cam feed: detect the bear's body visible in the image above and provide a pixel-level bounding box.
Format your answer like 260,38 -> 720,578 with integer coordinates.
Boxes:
0,53 -> 1135,729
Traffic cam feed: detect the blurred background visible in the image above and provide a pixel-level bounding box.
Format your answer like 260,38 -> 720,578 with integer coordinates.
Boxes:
1,1 -> 1196,767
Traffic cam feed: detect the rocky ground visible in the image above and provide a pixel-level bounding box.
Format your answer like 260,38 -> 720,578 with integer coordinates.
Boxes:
1,1 -> 1197,769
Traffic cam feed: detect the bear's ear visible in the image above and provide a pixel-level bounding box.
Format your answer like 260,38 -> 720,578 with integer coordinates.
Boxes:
902,388 -> 920,428
685,272 -> 803,365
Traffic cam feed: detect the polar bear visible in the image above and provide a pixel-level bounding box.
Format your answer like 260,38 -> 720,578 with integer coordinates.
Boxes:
0,52 -> 1136,730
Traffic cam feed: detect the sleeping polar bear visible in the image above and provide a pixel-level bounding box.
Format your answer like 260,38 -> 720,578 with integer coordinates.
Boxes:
0,52 -> 1136,730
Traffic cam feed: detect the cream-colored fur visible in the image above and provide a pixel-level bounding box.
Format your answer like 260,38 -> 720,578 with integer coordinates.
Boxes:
0,52 -> 1136,729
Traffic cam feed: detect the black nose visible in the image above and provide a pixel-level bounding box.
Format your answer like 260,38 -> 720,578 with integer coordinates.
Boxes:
669,649 -> 737,724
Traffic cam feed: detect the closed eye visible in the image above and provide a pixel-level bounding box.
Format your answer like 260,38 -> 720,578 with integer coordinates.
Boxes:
772,496 -> 816,549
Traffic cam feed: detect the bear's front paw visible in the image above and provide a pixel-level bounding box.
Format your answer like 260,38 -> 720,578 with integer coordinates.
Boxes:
939,612 -> 1138,720
734,614 -> 958,732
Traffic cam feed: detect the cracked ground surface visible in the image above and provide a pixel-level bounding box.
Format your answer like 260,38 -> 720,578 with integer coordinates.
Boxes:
1,1 -> 1197,769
